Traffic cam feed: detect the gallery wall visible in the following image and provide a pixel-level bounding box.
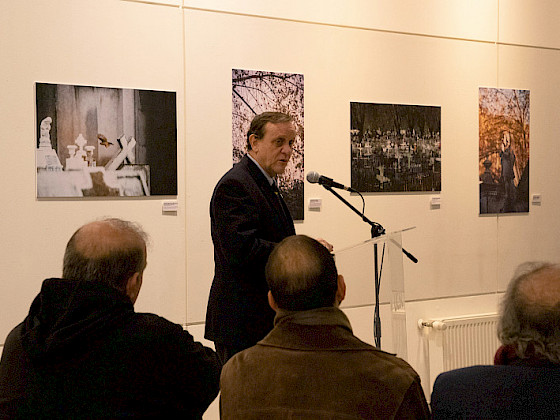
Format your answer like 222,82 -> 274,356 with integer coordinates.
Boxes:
183,0 -> 560,331
0,0 -> 186,337
2,0 -> 560,412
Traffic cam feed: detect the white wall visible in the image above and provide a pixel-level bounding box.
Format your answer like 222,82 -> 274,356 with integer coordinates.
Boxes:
2,1 -> 560,418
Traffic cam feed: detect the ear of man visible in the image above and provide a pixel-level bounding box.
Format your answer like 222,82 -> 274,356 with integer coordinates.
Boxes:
126,272 -> 143,304
268,290 -> 279,312
335,275 -> 346,306
249,134 -> 259,152
267,274 -> 346,312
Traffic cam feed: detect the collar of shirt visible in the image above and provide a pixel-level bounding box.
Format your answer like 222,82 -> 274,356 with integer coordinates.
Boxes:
247,153 -> 275,186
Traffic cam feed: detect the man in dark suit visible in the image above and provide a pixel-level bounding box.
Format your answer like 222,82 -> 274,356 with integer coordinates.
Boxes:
205,112 -> 302,365
431,261 -> 560,419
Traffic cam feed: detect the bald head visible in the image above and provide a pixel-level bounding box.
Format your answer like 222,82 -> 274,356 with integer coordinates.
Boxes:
499,262 -> 560,363
266,235 -> 338,311
71,219 -> 146,260
63,218 -> 148,295
518,265 -> 560,308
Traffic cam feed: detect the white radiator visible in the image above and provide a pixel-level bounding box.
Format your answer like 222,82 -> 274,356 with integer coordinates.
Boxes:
419,313 -> 500,385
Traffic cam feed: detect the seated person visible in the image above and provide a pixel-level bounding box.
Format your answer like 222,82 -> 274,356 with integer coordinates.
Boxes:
431,261 -> 560,419
0,218 -> 220,419
220,234 -> 430,419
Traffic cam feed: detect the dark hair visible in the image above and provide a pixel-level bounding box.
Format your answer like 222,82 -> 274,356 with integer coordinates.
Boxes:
62,218 -> 148,292
266,235 -> 338,311
498,261 -> 560,363
246,111 -> 293,151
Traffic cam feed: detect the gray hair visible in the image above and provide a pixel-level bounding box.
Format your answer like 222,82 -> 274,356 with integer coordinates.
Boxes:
498,261 -> 560,363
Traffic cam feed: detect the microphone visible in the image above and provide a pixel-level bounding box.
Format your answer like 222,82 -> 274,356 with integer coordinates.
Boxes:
306,171 -> 354,192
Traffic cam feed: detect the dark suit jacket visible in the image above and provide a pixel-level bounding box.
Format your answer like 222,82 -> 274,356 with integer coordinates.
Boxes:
431,364 -> 560,419
205,155 -> 295,348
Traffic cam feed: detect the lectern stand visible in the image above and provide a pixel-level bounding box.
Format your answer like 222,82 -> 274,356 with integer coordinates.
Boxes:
334,229 -> 412,359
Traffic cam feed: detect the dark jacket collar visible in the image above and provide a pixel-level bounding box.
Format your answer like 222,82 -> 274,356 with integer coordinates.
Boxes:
240,154 -> 272,188
240,154 -> 294,226
246,152 -> 275,185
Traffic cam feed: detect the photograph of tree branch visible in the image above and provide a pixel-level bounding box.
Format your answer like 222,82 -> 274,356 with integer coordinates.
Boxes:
232,69 -> 304,220
479,87 -> 529,214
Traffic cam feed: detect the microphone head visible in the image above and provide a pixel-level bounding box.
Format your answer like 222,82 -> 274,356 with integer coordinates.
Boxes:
306,171 -> 320,183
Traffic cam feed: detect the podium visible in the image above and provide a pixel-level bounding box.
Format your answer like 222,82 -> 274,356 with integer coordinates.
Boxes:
334,228 -> 413,360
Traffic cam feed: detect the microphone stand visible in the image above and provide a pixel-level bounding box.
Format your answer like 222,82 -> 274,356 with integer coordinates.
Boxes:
322,185 -> 417,349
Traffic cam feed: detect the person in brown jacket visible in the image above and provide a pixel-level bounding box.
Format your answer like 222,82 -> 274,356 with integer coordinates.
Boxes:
219,234 -> 430,419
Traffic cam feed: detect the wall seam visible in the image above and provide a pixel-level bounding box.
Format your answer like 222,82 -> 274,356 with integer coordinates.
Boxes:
497,0 -> 500,85
180,5 -> 560,52
121,0 -> 180,8
181,1 -> 189,325
121,1 -> 560,53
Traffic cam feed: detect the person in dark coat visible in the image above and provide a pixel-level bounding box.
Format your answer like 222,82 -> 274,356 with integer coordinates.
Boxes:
206,112 -> 320,365
0,218 -> 220,419
431,261 -> 560,419
220,235 -> 430,419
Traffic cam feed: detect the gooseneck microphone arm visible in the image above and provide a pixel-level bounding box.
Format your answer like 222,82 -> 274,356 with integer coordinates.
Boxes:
322,184 -> 384,348
311,173 -> 418,349
306,171 -> 355,192
316,179 -> 417,262
322,185 -> 385,238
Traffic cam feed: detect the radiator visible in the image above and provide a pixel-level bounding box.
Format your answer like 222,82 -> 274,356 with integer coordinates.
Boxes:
419,313 -> 500,374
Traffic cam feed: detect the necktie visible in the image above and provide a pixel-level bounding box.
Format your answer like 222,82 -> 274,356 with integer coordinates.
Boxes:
271,181 -> 290,222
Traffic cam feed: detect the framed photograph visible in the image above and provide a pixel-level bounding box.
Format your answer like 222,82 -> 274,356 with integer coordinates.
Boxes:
479,87 -> 529,214
350,102 -> 441,193
36,82 -> 177,197
232,69 -> 304,220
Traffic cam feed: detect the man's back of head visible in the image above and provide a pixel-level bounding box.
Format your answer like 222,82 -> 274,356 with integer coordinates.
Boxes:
220,234 -> 430,419
431,261 -> 560,419
63,218 -> 148,297
499,261 -> 560,364
265,234 -> 339,311
0,218 -> 220,419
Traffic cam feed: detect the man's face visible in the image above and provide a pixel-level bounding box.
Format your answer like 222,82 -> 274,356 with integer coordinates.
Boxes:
250,121 -> 296,177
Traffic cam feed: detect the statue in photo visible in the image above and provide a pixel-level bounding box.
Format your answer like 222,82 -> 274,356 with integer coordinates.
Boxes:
36,117 -> 63,171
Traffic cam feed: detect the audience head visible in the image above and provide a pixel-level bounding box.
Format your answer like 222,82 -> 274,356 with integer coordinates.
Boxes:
246,111 -> 294,151
498,261 -> 560,363
265,235 -> 344,311
62,218 -> 148,303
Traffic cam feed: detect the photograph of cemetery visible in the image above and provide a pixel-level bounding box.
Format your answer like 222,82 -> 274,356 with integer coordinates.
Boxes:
350,102 -> 441,193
